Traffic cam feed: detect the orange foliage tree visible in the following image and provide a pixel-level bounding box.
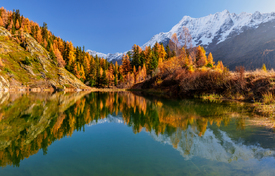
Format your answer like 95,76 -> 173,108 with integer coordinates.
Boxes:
0,17 -> 3,27
15,19 -> 20,30
54,48 -> 66,67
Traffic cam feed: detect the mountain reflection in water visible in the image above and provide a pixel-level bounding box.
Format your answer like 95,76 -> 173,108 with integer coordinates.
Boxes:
0,91 -> 275,169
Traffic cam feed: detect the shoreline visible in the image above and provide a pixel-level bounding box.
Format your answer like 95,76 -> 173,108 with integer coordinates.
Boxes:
2,87 -> 274,117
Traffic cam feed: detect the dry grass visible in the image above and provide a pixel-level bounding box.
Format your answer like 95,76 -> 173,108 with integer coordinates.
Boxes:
262,92 -> 275,104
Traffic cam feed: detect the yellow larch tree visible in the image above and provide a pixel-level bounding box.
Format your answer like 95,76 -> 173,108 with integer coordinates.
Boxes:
15,19 -> 20,30
196,46 -> 207,67
54,48 -> 66,67
169,33 -> 179,56
158,44 -> 167,63
122,54 -> 131,76
207,52 -> 214,65
0,17 -> 3,27
216,61 -> 224,72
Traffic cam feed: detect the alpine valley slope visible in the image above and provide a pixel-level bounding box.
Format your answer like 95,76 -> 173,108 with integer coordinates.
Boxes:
88,10 -> 275,70
0,27 -> 89,91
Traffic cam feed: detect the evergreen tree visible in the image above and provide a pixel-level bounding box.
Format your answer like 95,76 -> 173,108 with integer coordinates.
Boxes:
165,45 -> 171,59
101,70 -> 108,86
131,44 -> 142,68
114,76 -> 117,86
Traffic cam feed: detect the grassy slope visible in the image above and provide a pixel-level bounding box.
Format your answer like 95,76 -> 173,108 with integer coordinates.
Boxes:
0,27 -> 90,90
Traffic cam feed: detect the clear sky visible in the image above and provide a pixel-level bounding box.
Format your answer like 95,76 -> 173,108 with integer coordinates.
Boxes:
2,0 -> 275,53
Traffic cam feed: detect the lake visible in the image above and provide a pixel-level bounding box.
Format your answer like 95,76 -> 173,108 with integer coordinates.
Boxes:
0,91 -> 275,176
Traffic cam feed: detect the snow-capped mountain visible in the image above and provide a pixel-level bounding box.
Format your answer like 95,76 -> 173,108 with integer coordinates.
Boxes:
87,115 -> 124,126
143,10 -> 275,49
88,10 -> 275,69
87,50 -> 126,63
150,126 -> 275,162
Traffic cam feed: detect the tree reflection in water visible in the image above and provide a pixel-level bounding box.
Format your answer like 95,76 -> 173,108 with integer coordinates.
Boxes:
0,91 -> 274,167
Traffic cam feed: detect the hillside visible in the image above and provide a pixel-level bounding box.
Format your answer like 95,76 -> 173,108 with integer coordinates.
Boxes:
0,27 -> 89,91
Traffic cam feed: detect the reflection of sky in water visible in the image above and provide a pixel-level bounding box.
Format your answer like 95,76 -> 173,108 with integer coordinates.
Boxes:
90,115 -> 275,164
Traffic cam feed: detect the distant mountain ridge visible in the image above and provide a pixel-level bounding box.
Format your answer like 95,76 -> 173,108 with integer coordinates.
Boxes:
88,10 -> 275,69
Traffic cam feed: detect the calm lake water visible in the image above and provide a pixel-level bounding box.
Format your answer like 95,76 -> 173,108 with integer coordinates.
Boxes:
0,91 -> 275,176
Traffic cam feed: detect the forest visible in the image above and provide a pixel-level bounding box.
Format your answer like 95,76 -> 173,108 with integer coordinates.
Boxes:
0,7 -> 225,89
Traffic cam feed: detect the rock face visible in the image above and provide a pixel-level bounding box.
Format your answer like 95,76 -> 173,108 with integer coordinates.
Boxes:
0,76 -> 9,91
89,10 -> 275,69
0,27 -> 90,91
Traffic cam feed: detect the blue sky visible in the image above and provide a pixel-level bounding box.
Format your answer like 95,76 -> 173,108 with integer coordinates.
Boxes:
2,0 -> 274,53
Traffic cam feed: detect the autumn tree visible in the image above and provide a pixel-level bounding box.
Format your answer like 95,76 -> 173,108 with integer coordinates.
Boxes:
106,64 -> 114,87
66,41 -> 76,71
158,44 -> 167,63
36,28 -> 43,44
196,46 -> 207,67
74,63 -> 85,81
122,54 -> 131,76
15,19 -> 20,30
169,33 -> 180,56
178,46 -> 187,66
216,61 -> 224,72
83,54 -> 91,77
262,64 -> 267,72
54,48 -> 66,67
179,27 -> 193,49
114,61 -> 119,86
207,52 -> 214,67
0,17 -> 3,27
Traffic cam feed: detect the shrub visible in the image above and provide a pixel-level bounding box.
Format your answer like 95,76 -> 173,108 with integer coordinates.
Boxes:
262,92 -> 274,104
22,57 -> 31,65
4,67 -> 12,73
188,66 -> 194,73
235,66 -> 245,88
206,63 -> 213,68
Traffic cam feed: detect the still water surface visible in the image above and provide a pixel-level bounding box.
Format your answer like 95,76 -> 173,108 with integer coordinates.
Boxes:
0,91 -> 275,175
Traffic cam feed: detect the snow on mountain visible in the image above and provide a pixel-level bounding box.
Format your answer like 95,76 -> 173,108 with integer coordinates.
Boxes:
87,115 -> 124,126
150,126 -> 275,162
87,116 -> 275,162
87,10 -> 275,62
87,49 -> 126,62
143,10 -> 275,48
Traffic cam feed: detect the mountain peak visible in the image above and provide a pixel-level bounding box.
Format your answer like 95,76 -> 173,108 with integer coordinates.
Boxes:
88,10 -> 275,65
220,9 -> 230,15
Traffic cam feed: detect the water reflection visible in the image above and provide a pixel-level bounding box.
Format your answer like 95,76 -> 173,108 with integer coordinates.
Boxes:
0,91 -> 275,168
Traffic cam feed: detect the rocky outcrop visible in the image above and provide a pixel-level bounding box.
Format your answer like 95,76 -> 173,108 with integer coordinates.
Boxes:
0,27 -> 11,37
0,75 -> 9,91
